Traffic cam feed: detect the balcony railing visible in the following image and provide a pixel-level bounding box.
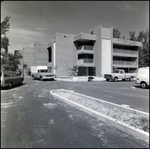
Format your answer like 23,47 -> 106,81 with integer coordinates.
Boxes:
113,48 -> 138,56
113,60 -> 138,66
84,58 -> 93,63
78,45 -> 93,50
77,58 -> 94,66
77,45 -> 94,54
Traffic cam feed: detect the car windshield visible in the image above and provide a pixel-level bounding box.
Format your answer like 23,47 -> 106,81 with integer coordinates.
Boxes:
40,69 -> 48,72
113,70 -> 119,73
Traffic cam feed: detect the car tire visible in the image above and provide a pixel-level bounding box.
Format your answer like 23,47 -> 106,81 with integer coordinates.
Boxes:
140,82 -> 147,89
40,76 -> 43,81
20,79 -> 23,85
114,77 -> 117,82
8,82 -> 13,88
129,77 -> 134,81
106,79 -> 109,81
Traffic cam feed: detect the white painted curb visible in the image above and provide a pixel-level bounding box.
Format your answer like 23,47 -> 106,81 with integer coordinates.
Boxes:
50,89 -> 149,144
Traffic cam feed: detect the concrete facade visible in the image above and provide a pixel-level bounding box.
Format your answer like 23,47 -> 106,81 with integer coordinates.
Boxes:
21,42 -> 48,69
47,25 -> 142,77
47,33 -> 77,76
19,25 -> 142,77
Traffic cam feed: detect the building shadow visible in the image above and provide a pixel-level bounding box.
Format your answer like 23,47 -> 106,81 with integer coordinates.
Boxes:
1,83 -> 27,90
33,79 -> 57,81
133,85 -> 149,89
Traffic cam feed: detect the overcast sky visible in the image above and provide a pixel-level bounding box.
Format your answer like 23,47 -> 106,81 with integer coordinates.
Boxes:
1,1 -> 149,53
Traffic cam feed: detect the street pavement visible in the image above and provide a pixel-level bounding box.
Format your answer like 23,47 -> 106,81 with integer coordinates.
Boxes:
1,77 -> 149,148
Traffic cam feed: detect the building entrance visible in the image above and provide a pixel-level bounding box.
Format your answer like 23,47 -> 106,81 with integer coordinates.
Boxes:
78,67 -> 96,76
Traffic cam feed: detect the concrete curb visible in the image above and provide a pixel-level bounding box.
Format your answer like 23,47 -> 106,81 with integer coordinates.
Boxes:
50,89 -> 149,144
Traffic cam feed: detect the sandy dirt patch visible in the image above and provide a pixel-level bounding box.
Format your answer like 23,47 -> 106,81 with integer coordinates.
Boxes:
52,90 -> 149,133
43,103 -> 56,109
55,76 -> 105,82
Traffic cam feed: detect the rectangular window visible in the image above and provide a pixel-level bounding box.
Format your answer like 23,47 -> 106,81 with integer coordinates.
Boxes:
48,67 -> 52,73
48,48 -> 52,62
78,67 -> 96,76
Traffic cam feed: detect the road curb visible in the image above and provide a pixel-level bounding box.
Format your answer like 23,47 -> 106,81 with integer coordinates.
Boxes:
50,89 -> 149,144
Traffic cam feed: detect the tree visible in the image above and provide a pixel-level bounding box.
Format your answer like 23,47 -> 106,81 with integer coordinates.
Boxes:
12,50 -> 23,70
26,68 -> 31,76
23,63 -> 27,69
1,52 -> 11,70
1,16 -> 10,35
129,31 -> 136,41
1,16 -> 23,71
136,31 -> 144,42
128,29 -> 149,67
137,29 -> 149,67
1,36 -> 9,53
1,16 -> 10,54
113,28 -> 121,38
1,16 -> 10,70
69,65 -> 78,76
1,51 -> 23,71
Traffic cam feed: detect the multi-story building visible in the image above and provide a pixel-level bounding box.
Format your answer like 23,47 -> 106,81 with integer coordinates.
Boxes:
20,42 -> 48,69
47,25 -> 142,77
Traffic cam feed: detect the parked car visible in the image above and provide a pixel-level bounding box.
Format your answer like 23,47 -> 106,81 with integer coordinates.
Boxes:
135,67 -> 149,89
1,70 -> 24,88
33,69 -> 55,81
104,69 -> 136,82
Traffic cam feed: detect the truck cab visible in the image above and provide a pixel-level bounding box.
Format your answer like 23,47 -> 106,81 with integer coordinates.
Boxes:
113,69 -> 126,79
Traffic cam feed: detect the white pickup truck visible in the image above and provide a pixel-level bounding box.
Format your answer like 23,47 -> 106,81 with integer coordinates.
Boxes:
31,66 -> 47,77
33,69 -> 55,81
104,69 -> 137,82
31,66 -> 55,81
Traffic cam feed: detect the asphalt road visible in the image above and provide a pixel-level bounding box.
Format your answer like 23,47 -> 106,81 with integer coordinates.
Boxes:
66,79 -> 149,113
1,77 -> 149,148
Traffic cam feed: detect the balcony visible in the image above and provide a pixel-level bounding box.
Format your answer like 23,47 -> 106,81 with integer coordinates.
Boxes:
77,58 -> 94,66
113,60 -> 138,68
112,38 -> 142,47
73,33 -> 96,42
113,48 -> 138,57
77,45 -> 94,54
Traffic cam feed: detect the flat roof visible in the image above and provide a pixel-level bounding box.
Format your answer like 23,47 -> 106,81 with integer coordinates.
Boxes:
73,33 -> 96,42
112,38 -> 142,47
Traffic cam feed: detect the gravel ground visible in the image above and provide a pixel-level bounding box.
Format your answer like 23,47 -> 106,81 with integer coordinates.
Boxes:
53,89 -> 149,133
55,76 -> 105,82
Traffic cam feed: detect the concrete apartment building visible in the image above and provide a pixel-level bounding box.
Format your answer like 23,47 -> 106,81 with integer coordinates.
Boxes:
20,42 -> 48,69
47,25 -> 142,77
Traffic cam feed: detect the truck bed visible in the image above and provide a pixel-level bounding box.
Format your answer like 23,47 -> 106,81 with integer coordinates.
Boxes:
125,73 -> 137,78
